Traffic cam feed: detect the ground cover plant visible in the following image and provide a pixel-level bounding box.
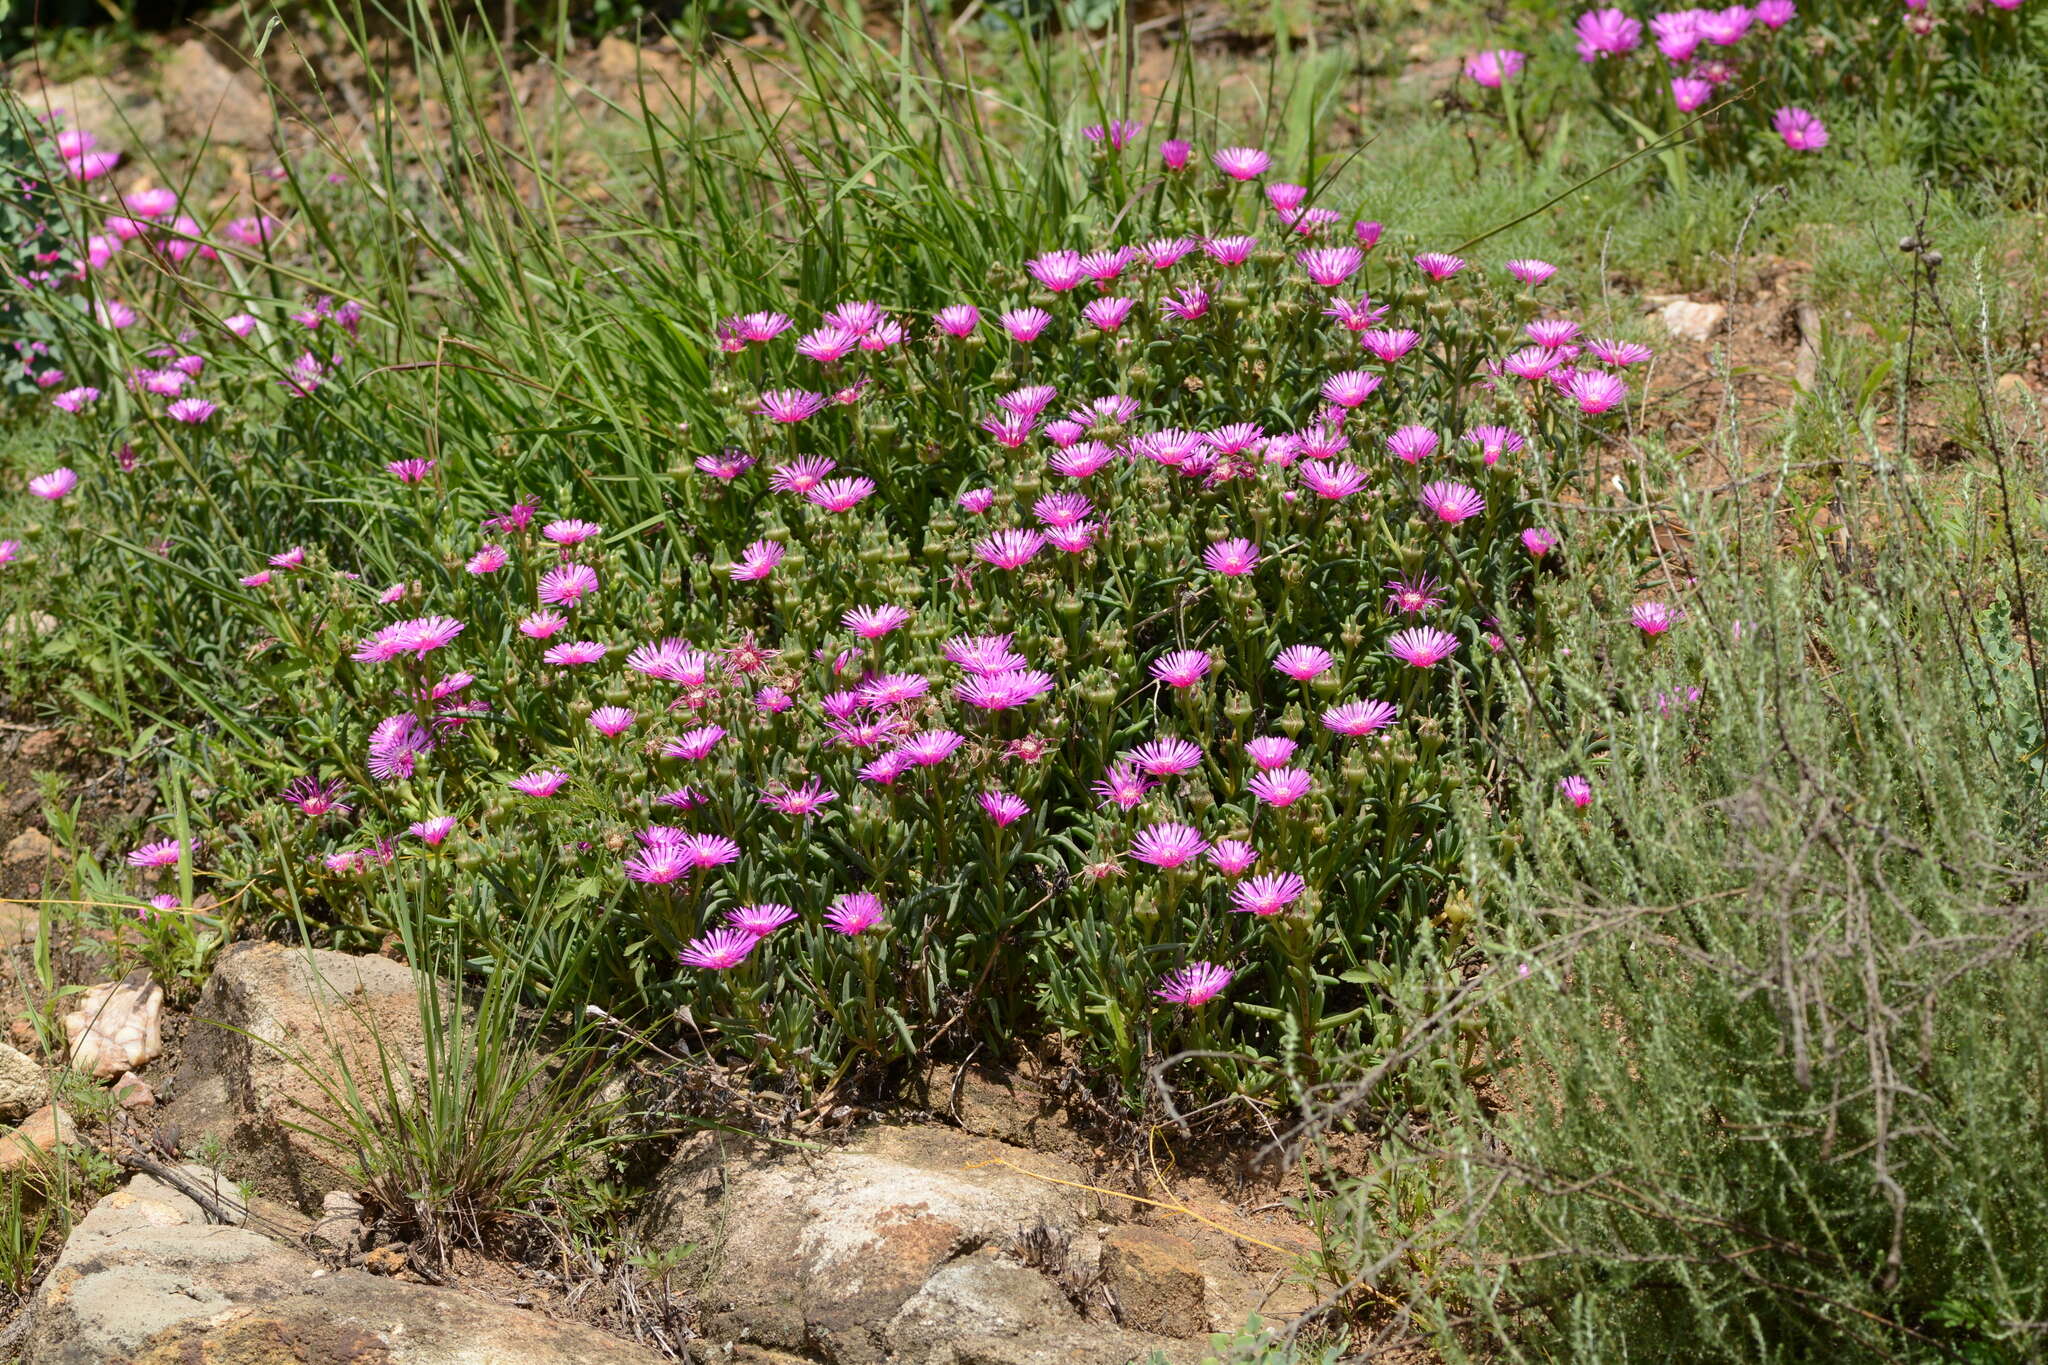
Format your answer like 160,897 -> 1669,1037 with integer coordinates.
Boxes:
0,0 -> 2045,1357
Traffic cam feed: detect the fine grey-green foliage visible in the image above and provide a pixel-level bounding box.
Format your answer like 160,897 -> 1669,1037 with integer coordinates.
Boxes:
1300,286 -> 2048,1360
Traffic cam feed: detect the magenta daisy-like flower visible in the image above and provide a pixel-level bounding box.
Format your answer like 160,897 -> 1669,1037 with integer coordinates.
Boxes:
1160,285 -> 1211,322
1464,426 -> 1525,465
1420,481 -> 1486,524
728,903 -> 798,938
755,388 -> 827,423
1211,146 -> 1272,180
387,458 -> 436,483
1772,106 -> 1828,150
283,776 -> 352,817
1413,252 -> 1467,280
1273,645 -> 1334,681
979,791 -> 1031,826
353,615 -> 465,663
681,833 -> 741,869
1360,328 -> 1421,363
1587,338 -> 1655,366
1081,296 -> 1136,332
542,640 -> 608,666
732,540 -> 785,581
1027,251 -> 1086,292
974,528 -> 1047,569
1150,650 -> 1213,688
1558,775 -> 1594,808
722,311 -> 793,345
1092,761 -> 1153,809
1203,538 -> 1260,575
50,389 -> 99,415
958,487 -> 995,513
1160,138 -> 1193,170
998,307 -> 1053,343
1388,626 -> 1461,668
1203,235 -> 1258,267
1671,77 -> 1713,113
1522,527 -> 1561,557
409,816 -> 458,845
1502,346 -> 1562,382
1297,246 -> 1363,287
1246,737 -> 1297,771
1576,7 -> 1643,59
945,633 -> 1029,675
368,714 -> 432,781
663,725 -> 727,761
1567,370 -> 1629,415
1506,258 -> 1557,285
588,706 -> 636,737
1387,426 -> 1440,464
166,397 -> 218,424
761,779 -> 837,816
1231,871 -> 1306,915
1032,492 -> 1093,529
538,563 -> 599,607
1526,319 -> 1581,349
1248,767 -> 1314,807
982,412 -> 1037,448
1207,839 -> 1259,874
1321,371 -> 1383,408
826,892 -> 885,935
520,609 -> 569,638
767,457 -> 836,493
1154,962 -> 1234,1007
625,842 -> 691,885
955,669 -> 1056,710
1323,699 -> 1399,736
861,673 -> 930,707
680,928 -> 756,970
898,730 -> 965,766
1385,574 -> 1445,615
807,476 -> 877,512
466,545 -> 508,574
1084,118 -> 1144,148
1632,601 -> 1679,634
696,448 -> 755,480
28,468 -> 78,499
843,604 -> 912,638
1131,822 -> 1207,869
1139,236 -> 1197,269
797,323 -> 860,364
1464,48 -> 1525,87
1299,461 -> 1369,500
1049,442 -> 1118,478
1130,738 -> 1203,776
934,304 -> 980,337
509,769 -> 568,797
127,838 -> 184,868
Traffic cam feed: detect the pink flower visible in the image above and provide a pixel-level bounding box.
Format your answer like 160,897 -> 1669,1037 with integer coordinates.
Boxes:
1559,775 -> 1594,808
1203,235 -> 1258,266
1160,139 -> 1193,170
1160,285 -> 1210,321
1568,370 -> 1629,414
1420,481 -> 1486,524
1387,426 -> 1439,463
1248,767 -> 1314,807
520,610 -> 568,639
955,669 -> 1056,709
1081,296 -> 1136,332
1414,252 -> 1467,280
934,304 -> 980,337
1323,699 -> 1399,735
1211,146 -> 1272,179
807,476 -> 877,511
1321,371 -> 1383,407
754,388 -> 827,423
662,725 -> 727,760
588,706 -> 636,737
409,816 -> 458,845
796,324 -> 861,364
1576,7 -> 1643,59
283,776 -> 352,816
826,892 -> 885,935
1204,538 -> 1260,575
509,769 -> 568,797
1273,645 -> 1334,681
1502,345 -> 1563,381
1463,426 -> 1525,464
974,528 -> 1046,569
728,903 -> 798,937
368,714 -> 432,781
1522,527 -> 1560,557
541,641 -> 608,666
1299,461 -> 1369,500
721,311 -> 793,347
466,544 -> 508,574
388,458 -> 437,483
1588,338 -> 1655,366
50,388 -> 98,414
1632,601 -> 1679,634
1207,839 -> 1259,874
1773,106 -> 1828,151
1360,328 -> 1420,363
998,307 -> 1053,342
1027,251 -> 1086,292
1093,762 -> 1153,809
1463,48 -> 1525,86
28,467 -> 79,499
66,150 -> 121,180
1130,738 -> 1203,776
1139,236 -> 1197,269
1297,246 -> 1363,286
680,928 -> 755,969
898,730 -> 965,766
1231,872 -> 1305,915
127,838 -> 184,868
1131,822 -> 1207,868
1154,962 -> 1234,1006
1506,258 -> 1557,285
1267,182 -> 1308,213
842,604 -> 912,638
980,791 -> 1030,826
732,540 -> 785,581
1150,650 -> 1213,688
352,615 -> 465,662
538,563 -> 600,607
958,487 -> 996,513
1755,0 -> 1796,25
544,518 -> 602,544
625,842 -> 691,885
1389,627 -> 1460,668
760,780 -> 837,815
1672,77 -> 1713,113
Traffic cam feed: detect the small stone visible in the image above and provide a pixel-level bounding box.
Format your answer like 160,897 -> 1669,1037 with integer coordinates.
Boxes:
17,728 -> 67,763
362,1243 -> 410,1276
112,1071 -> 155,1110
1997,373 -> 2033,398
1657,298 -> 1727,343
1100,1225 -> 1207,1337
64,971 -> 165,1081
0,1043 -> 45,1122
4,828 -> 54,866
0,1105 -> 77,1172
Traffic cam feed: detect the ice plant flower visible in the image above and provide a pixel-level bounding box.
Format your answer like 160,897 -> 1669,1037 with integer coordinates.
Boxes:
509,769 -> 568,797
755,388 -> 827,423
1151,650 -> 1213,687
353,615 -> 465,662
368,715 -> 431,781
728,903 -> 798,938
664,725 -> 727,760
1231,872 -> 1306,915
466,545 -> 508,574
542,641 -> 608,666
998,307 -> 1053,342
1672,77 -> 1713,113
127,838 -> 184,868
1093,762 -> 1153,809
1160,139 -> 1192,170
1522,527 -> 1561,557
1082,296 -> 1137,332
1273,645 -> 1334,681
28,467 -> 78,500
980,791 -> 1031,826
51,386 -> 100,414
843,605 -> 912,638
1632,601 -> 1679,634
1464,49 -> 1525,86
1249,767 -> 1314,807
1588,338 -> 1655,366
1414,252 -> 1467,280
974,528 -> 1047,569
1387,426 -> 1439,463
1321,371 -> 1383,407
588,706 -> 636,737
1506,258 -> 1557,285
520,610 -> 567,639
166,398 -> 218,424
1208,840 -> 1259,875
1324,699 -> 1399,735
826,892 -> 885,935
1299,462 -> 1369,500
1420,481 -> 1486,524
1360,328 -> 1420,363
1154,962 -> 1234,1006
1297,246 -> 1363,286
1568,370 -> 1630,415
538,563 -> 600,607
1131,822 -> 1208,868
1576,7 -> 1644,59
680,929 -> 756,970
732,540 -> 784,581
544,519 -> 601,545
283,777 -> 352,817
1204,538 -> 1260,575
1388,627 -> 1461,668
1559,775 -> 1595,808
409,816 -> 458,845
1384,575 -> 1445,615
1211,146 -> 1272,179
1773,106 -> 1828,151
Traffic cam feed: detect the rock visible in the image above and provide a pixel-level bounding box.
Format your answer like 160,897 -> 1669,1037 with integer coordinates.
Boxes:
0,1105 -> 77,1172
309,1190 -> 365,1253
63,971 -> 163,1081
1656,298 -> 1727,343
17,728 -> 68,764
1101,1226 -> 1207,1336
0,1043 -> 47,1122
24,1168 -> 663,1364
162,942 -> 435,1212
1997,373 -> 2034,398
159,39 -> 273,148
15,77 -> 166,147
111,1072 -> 154,1111
4,827 -> 55,866
642,1124 -> 1178,1364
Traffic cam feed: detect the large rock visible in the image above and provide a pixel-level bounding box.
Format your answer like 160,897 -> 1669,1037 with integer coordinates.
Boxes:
642,1124 -> 1186,1363
161,943 -> 434,1212
24,1166 -> 662,1363
15,77 -> 166,147
63,971 -> 163,1081
159,39 -> 273,148
0,1042 -> 46,1122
